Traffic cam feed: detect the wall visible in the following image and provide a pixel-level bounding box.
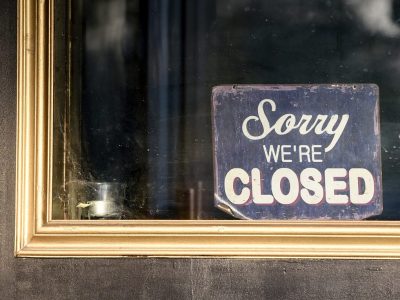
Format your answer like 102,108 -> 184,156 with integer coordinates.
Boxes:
0,1 -> 399,299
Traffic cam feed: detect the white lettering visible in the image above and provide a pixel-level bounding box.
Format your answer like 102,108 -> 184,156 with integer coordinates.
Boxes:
299,145 -> 311,162
349,168 -> 374,204
242,99 -> 349,152
281,145 -> 292,162
271,168 -> 299,204
300,168 -> 324,205
311,145 -> 323,162
223,167 -> 375,206
262,145 -> 280,163
251,168 -> 274,204
224,168 -> 250,205
325,168 -> 349,204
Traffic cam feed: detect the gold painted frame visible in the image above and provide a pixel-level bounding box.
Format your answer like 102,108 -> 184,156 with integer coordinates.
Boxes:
15,0 -> 400,258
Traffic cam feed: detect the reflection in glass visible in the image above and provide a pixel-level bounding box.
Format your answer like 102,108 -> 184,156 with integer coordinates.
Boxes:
53,0 -> 400,220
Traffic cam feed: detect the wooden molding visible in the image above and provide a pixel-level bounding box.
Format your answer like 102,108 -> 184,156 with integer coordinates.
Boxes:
15,0 -> 400,258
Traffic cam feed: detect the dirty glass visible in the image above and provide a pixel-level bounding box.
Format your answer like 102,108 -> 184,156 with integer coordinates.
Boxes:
53,0 -> 400,220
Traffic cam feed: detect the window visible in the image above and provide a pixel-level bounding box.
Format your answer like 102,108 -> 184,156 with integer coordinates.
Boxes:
15,0 -> 400,257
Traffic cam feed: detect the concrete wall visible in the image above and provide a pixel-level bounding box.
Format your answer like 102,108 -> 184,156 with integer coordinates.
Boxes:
1,1 -> 399,299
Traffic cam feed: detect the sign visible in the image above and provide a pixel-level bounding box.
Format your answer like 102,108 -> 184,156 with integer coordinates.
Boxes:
212,84 -> 382,220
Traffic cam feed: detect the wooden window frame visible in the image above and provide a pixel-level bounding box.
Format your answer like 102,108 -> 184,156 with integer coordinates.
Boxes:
15,0 -> 400,258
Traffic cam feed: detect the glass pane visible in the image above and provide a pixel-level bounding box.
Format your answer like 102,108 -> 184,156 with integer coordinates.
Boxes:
53,0 -> 400,220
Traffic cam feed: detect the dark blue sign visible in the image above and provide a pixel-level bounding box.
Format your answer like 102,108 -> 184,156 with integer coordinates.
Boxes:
212,84 -> 382,220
